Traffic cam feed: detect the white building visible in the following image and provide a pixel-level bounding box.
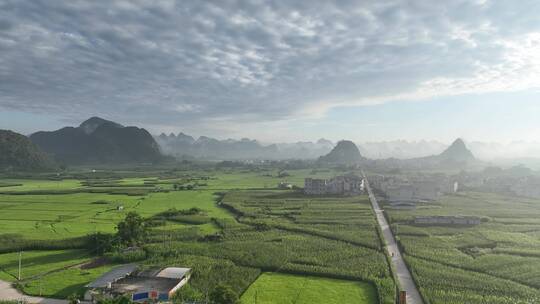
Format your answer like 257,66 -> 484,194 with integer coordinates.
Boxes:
304,175 -> 363,196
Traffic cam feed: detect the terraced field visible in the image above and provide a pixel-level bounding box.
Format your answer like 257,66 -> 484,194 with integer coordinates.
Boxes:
383,191 -> 540,304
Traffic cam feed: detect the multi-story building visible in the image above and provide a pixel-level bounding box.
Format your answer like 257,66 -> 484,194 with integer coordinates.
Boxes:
304,178 -> 328,195
304,175 -> 363,196
369,173 -> 458,202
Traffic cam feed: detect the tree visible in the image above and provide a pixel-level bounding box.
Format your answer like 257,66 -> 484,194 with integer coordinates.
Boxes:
210,284 -> 239,304
90,232 -> 114,255
116,212 -> 147,246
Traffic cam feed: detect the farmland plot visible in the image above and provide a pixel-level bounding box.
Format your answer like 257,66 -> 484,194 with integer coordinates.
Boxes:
385,192 -> 540,303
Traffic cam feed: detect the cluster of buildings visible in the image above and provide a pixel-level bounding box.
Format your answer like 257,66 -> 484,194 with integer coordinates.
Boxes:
414,215 -> 481,226
85,264 -> 191,302
304,175 -> 364,195
369,173 -> 458,202
510,176 -> 540,198
455,167 -> 540,199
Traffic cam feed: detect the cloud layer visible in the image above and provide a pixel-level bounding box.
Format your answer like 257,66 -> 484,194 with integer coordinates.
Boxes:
1,0 -> 540,134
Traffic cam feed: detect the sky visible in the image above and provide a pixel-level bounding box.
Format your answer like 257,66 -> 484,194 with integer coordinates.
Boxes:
1,0 -> 540,144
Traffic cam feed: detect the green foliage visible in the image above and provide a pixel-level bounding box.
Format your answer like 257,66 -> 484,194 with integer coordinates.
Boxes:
210,284 -> 240,304
116,212 -> 147,246
106,248 -> 147,263
172,283 -> 204,303
67,293 -> 80,304
88,232 -> 115,255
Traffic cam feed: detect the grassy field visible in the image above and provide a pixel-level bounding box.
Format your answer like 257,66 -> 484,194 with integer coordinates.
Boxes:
241,272 -> 377,304
0,168 -> 390,302
0,249 -> 90,281
383,191 -> 540,304
20,265 -> 115,298
0,249 -> 117,298
0,168 -> 348,240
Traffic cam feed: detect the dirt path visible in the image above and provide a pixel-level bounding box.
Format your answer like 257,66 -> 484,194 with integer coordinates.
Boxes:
363,173 -> 424,304
0,280 -> 68,304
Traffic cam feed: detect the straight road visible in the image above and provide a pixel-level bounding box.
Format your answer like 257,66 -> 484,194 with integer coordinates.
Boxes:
0,279 -> 68,304
363,173 -> 424,304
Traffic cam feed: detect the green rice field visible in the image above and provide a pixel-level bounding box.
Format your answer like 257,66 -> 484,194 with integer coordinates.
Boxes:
241,272 -> 378,304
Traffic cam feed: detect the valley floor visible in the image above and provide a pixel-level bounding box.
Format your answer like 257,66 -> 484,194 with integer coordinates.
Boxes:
0,168 -> 393,303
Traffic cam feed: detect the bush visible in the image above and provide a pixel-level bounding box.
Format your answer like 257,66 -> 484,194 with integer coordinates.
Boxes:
117,212 -> 148,246
210,284 -> 239,304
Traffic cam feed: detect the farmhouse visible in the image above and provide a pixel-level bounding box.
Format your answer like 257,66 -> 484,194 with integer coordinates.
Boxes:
85,264 -> 191,302
304,175 -> 363,196
414,216 -> 481,226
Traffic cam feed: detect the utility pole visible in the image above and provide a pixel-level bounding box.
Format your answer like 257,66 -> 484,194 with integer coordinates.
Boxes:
18,251 -> 22,281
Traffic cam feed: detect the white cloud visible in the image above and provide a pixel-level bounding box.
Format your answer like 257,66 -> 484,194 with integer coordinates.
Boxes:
1,0 -> 540,134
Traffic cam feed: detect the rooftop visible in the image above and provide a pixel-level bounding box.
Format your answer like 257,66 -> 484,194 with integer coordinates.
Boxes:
86,264 -> 137,288
156,267 -> 191,279
112,277 -> 179,294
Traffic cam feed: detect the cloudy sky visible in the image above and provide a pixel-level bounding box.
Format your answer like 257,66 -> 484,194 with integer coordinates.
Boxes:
1,0 -> 539,143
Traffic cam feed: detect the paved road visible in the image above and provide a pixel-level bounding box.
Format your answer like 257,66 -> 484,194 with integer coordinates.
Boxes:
363,173 -> 424,304
0,280 -> 68,304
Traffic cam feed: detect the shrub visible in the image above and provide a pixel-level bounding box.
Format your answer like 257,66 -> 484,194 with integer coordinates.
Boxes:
210,284 -> 239,304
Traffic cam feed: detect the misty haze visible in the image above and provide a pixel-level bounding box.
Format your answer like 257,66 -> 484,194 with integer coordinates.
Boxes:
1,1 -> 540,304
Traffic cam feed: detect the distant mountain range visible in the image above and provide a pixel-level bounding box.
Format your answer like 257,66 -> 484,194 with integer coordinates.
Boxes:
7,114 -> 530,168
360,140 -> 540,161
155,131 -> 483,163
30,117 -> 163,165
156,132 -> 480,169
155,133 -> 334,160
0,130 -> 53,171
358,140 -> 447,159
